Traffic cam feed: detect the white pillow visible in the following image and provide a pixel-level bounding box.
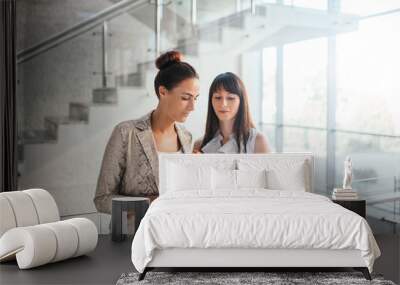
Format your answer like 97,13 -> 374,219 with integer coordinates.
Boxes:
237,159 -> 307,191
167,163 -> 212,192
236,169 -> 268,189
266,164 -> 306,191
212,168 -> 237,190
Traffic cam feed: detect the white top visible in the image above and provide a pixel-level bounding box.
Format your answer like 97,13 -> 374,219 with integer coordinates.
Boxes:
157,148 -> 183,154
201,128 -> 259,153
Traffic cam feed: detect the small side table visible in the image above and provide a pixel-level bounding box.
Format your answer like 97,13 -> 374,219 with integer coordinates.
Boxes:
112,197 -> 150,242
332,199 -> 366,218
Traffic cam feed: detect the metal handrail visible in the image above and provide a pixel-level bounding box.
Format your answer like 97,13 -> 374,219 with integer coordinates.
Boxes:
353,176 -> 397,183
261,122 -> 400,139
17,0 -> 148,64
191,0 -> 197,26
360,8 -> 400,20
155,0 -> 162,56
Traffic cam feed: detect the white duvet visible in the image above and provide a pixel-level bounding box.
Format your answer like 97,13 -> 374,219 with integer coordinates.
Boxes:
131,190 -> 380,273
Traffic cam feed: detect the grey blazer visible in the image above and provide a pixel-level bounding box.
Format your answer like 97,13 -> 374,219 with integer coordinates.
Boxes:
94,111 -> 193,214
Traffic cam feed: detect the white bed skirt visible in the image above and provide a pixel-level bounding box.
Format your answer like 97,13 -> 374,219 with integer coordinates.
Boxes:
148,248 -> 366,268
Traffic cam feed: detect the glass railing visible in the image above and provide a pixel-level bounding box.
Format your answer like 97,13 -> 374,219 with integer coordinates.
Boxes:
17,0 -> 154,142
261,123 -> 400,233
16,0 -> 160,232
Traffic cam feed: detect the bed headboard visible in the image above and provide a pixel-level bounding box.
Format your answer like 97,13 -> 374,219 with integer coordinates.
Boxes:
158,153 -> 314,195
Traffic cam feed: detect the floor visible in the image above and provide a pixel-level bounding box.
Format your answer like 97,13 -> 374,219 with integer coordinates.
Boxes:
373,234 -> 400,284
0,235 -> 133,285
1,235 -> 398,285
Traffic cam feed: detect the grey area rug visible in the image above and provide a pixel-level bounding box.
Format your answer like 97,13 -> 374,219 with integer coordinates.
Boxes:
116,272 -> 396,285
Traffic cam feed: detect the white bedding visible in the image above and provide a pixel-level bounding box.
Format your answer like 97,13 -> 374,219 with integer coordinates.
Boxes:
131,190 -> 380,273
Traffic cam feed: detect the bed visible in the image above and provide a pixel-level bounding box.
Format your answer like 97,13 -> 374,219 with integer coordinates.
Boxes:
131,153 -> 380,280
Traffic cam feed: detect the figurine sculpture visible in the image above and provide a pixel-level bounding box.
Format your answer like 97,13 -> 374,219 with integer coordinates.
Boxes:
342,156 -> 353,190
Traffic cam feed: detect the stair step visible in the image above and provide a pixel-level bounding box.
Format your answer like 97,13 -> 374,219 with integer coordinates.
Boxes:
175,40 -> 199,56
92,87 -> 118,104
137,60 -> 156,72
20,129 -> 56,144
115,72 -> 143,87
44,115 -> 88,140
175,8 -> 268,56
45,115 -> 87,125
196,27 -> 223,43
70,102 -> 90,122
175,39 -> 222,56
199,9 -> 249,30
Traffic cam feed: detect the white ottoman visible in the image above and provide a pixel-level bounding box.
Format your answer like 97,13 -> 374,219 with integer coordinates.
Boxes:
0,189 -> 98,269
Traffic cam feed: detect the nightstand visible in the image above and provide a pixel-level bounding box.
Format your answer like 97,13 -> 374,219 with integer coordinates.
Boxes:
111,197 -> 150,242
332,199 -> 366,218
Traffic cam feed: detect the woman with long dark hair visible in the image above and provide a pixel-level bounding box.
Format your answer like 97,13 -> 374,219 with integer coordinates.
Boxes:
94,51 -> 199,214
194,72 -> 269,153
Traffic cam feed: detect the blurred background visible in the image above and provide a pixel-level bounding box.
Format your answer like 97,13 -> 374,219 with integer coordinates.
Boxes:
16,0 -> 399,239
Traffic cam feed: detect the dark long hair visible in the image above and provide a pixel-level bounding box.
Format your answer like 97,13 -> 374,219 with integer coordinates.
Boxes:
200,72 -> 255,153
154,51 -> 198,98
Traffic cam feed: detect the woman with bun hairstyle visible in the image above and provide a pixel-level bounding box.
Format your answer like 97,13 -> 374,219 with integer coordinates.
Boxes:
94,51 -> 199,214
194,72 -> 270,153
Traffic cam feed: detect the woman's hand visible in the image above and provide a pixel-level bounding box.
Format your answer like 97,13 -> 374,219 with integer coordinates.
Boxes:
193,139 -> 203,154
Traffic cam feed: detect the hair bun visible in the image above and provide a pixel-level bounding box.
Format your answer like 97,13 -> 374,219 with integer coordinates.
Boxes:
155,51 -> 183,70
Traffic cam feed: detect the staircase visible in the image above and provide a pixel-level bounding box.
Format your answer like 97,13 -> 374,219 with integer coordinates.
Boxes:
19,87 -> 158,233
114,3 -> 358,88
108,0 -> 194,45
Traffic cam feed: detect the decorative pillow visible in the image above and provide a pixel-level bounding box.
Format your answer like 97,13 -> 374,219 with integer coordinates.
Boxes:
236,169 -> 268,189
167,162 -> 212,192
212,168 -> 237,190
